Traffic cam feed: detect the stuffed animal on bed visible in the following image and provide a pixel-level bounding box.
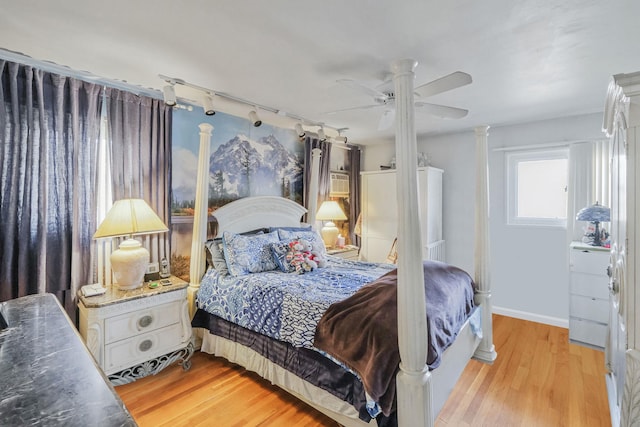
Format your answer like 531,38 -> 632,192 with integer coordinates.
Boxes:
301,239 -> 327,269
287,239 -> 326,273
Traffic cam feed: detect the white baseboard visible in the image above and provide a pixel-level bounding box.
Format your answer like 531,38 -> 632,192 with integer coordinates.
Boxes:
493,306 -> 568,329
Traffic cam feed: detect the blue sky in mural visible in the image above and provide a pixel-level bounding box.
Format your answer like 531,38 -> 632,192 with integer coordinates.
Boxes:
172,107 -> 304,210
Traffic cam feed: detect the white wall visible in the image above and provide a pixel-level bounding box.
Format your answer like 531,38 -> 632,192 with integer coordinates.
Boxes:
362,112 -> 605,325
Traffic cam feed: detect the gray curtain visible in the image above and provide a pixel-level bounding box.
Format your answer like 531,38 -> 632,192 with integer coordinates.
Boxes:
105,88 -> 172,264
303,137 -> 332,221
0,61 -> 102,315
348,145 -> 362,246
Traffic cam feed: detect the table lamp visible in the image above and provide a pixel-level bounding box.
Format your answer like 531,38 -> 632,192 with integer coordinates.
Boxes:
316,200 -> 347,248
576,201 -> 611,246
94,199 -> 168,290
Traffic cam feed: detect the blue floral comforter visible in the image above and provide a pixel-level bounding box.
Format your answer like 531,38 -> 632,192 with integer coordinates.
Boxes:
196,256 -> 395,348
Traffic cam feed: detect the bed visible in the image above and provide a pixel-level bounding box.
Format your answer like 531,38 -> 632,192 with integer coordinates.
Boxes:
186,59 -> 496,427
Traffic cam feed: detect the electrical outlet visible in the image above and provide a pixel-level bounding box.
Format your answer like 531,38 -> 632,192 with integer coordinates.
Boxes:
146,262 -> 159,274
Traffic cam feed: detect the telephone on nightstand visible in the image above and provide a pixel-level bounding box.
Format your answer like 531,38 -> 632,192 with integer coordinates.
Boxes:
81,283 -> 106,297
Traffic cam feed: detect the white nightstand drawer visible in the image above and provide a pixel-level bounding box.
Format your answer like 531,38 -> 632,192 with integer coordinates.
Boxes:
104,300 -> 182,344
569,318 -> 607,348
570,248 -> 610,275
570,294 -> 609,324
570,272 -> 609,299
104,323 -> 184,374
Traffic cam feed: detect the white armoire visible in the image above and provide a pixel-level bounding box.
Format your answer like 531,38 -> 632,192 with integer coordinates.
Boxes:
603,71 -> 640,426
360,167 -> 444,263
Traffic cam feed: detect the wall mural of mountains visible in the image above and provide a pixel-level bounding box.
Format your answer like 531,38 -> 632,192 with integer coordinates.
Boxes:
209,133 -> 302,202
171,107 -> 304,216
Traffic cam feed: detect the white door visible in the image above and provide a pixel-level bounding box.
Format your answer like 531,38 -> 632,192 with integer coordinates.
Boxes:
607,120 -> 627,427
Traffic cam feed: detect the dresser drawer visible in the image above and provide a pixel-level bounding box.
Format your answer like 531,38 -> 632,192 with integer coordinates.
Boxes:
103,323 -> 185,374
570,272 -> 609,299
569,318 -> 606,348
570,294 -> 609,324
104,301 -> 182,344
570,248 -> 610,275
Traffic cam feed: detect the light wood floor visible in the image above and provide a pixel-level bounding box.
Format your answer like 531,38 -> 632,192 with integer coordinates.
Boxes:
116,315 -> 610,427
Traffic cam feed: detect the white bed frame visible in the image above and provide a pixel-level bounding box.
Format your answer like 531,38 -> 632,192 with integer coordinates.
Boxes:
186,59 -> 496,427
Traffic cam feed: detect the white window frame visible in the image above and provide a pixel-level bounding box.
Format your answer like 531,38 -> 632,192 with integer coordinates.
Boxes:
506,148 -> 569,227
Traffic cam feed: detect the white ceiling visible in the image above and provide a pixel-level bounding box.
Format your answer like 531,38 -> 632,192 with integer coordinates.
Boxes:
2,0 -> 640,144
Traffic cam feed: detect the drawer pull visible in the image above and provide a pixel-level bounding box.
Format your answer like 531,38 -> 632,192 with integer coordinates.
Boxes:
139,339 -> 153,352
138,315 -> 153,329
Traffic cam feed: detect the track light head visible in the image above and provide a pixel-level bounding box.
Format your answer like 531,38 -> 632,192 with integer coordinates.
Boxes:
202,93 -> 216,116
334,135 -> 348,143
248,110 -> 262,127
317,127 -> 326,142
294,123 -> 305,139
163,85 -> 177,106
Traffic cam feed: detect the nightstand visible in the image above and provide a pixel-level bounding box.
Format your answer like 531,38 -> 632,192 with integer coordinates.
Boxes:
327,245 -> 360,260
78,275 -> 193,385
569,242 -> 610,349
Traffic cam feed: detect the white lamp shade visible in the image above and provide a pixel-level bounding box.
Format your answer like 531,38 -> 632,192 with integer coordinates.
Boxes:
316,201 -> 347,221
94,199 -> 168,239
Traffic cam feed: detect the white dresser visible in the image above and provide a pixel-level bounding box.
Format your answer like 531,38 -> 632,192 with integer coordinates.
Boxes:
360,167 -> 444,264
568,242 -> 610,349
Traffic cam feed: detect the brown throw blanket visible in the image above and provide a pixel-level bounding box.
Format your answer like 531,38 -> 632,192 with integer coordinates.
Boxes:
314,260 -> 476,417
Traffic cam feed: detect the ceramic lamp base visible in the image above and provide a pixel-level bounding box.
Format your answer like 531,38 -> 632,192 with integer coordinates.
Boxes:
321,221 -> 339,249
111,238 -> 149,290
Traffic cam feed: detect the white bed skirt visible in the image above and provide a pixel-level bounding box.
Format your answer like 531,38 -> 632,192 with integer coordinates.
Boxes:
198,308 -> 481,426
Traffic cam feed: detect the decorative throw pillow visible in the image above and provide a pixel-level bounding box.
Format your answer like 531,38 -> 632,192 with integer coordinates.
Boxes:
204,228 -> 268,276
270,241 -> 297,273
277,229 -> 327,255
204,239 -> 229,275
223,230 -> 280,276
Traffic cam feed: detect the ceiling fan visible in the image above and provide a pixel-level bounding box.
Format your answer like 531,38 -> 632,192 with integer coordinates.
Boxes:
328,71 -> 472,130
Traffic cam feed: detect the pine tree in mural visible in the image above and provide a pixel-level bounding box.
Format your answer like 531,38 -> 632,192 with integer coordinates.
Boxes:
211,170 -> 226,199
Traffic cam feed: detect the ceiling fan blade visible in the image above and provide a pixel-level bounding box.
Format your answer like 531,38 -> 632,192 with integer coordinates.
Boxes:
378,109 -> 395,130
324,104 -> 383,115
337,79 -> 388,100
414,71 -> 472,98
415,102 -> 468,119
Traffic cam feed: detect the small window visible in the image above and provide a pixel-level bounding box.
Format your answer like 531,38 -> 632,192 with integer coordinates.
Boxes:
506,148 -> 568,227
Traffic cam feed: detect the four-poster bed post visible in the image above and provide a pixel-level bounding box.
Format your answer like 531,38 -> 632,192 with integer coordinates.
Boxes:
187,123 -> 213,317
472,125 -> 497,363
392,59 -> 433,427
307,147 -> 321,225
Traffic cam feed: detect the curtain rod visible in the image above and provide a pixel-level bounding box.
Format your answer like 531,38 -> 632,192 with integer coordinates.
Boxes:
0,48 -> 162,99
492,138 -> 607,152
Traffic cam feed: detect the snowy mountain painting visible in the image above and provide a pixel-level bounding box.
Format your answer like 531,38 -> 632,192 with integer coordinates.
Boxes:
171,107 -> 304,215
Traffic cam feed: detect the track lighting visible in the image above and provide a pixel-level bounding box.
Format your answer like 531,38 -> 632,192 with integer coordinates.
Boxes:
159,74 -> 342,136
202,93 -> 216,116
317,127 -> 326,142
163,85 -> 176,106
248,110 -> 262,127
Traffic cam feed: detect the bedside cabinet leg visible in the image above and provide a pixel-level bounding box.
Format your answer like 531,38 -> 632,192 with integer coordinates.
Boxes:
109,342 -> 195,385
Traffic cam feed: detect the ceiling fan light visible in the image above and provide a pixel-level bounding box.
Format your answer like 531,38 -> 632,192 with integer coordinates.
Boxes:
294,123 -> 305,138
163,85 -> 176,106
249,110 -> 262,127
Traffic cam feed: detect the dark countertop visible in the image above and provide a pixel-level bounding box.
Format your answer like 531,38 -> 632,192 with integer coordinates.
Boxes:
0,293 -> 136,426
